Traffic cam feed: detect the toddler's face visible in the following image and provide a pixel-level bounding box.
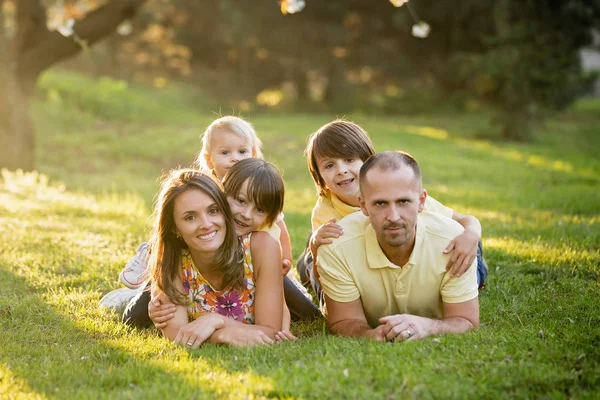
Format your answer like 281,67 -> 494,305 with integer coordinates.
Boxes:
317,156 -> 364,206
207,129 -> 254,179
227,179 -> 269,236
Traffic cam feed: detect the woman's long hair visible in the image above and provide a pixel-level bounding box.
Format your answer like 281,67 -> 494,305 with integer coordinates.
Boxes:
149,169 -> 244,305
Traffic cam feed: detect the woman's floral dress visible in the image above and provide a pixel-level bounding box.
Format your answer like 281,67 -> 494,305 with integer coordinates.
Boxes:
181,234 -> 255,324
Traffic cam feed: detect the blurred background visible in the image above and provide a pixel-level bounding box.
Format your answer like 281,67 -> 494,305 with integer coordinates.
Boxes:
1,0 -> 599,172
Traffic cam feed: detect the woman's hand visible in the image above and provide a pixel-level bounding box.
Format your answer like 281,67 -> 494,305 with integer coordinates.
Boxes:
443,229 -> 479,278
211,326 -> 275,347
148,292 -> 177,329
275,330 -> 297,343
174,313 -> 225,349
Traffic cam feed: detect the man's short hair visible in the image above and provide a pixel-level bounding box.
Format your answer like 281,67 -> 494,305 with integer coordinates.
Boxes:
359,151 -> 422,193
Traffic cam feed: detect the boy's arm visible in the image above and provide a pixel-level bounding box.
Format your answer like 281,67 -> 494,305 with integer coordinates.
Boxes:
276,219 -> 293,275
309,219 -> 343,278
445,211 -> 482,277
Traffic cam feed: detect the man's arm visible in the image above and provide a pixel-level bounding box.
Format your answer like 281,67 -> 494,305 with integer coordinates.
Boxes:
379,297 -> 479,341
324,295 -> 385,341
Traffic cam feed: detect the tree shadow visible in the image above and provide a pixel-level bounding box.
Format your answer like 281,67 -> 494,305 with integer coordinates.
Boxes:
0,266 -> 280,398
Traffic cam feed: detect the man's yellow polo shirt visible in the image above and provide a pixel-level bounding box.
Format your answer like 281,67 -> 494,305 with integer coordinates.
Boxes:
311,192 -> 453,232
317,211 -> 478,327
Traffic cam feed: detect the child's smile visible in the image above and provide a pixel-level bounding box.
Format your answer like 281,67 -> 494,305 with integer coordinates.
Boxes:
317,157 -> 364,206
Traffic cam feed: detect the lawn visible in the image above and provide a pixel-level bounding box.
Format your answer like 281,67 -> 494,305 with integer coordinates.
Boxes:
0,71 -> 598,399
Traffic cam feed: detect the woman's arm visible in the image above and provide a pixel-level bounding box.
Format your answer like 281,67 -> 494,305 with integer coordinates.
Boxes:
153,279 -> 224,348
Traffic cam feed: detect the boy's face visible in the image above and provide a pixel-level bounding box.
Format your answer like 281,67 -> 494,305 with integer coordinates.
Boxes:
206,129 -> 254,180
227,179 -> 269,236
316,156 -> 364,207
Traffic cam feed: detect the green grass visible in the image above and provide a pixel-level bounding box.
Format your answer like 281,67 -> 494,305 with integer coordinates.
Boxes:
1,71 -> 599,399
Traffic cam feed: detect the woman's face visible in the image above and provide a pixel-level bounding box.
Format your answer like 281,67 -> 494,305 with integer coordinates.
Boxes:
172,188 -> 227,255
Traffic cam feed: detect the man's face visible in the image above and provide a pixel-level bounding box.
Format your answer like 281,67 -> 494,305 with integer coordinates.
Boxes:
359,166 -> 426,256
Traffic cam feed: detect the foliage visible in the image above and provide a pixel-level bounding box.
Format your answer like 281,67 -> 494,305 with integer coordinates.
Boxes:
6,0 -> 600,142
386,0 -> 600,141
1,72 -> 599,398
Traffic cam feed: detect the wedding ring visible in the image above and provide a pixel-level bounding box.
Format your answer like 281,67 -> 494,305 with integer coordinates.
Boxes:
187,342 -> 193,346
406,329 -> 413,338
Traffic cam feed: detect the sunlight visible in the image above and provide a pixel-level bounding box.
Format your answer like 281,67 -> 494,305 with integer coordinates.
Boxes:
256,89 -> 285,107
404,125 -> 449,141
485,236 -> 598,268
397,125 -> 595,178
0,365 -> 45,400
0,170 -> 146,218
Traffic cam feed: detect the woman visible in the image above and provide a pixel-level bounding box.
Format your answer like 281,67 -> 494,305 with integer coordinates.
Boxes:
149,169 -> 286,347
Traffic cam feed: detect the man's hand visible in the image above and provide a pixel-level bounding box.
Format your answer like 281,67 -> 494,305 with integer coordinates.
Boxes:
379,314 -> 434,342
365,325 -> 386,342
148,293 -> 176,330
443,229 -> 479,278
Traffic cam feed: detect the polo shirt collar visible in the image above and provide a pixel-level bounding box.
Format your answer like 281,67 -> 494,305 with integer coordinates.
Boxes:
365,217 -> 424,269
330,192 -> 360,217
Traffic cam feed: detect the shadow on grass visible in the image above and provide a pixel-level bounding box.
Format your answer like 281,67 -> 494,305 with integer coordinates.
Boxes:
0,266 -> 275,398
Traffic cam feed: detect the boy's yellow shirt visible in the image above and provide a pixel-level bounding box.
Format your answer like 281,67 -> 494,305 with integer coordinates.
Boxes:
311,192 -> 454,232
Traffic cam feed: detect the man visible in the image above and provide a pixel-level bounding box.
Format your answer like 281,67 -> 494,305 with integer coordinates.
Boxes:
316,151 -> 479,342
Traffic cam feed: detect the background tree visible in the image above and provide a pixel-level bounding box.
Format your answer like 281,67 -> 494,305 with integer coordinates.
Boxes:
0,0 -> 148,171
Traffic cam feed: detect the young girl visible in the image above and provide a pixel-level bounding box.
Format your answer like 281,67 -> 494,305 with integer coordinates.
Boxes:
195,116 -> 294,274
297,120 -> 488,303
149,159 -> 321,333
147,169 -> 287,347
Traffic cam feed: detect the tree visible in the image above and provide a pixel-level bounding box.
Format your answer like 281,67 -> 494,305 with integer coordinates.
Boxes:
287,0 -> 600,141
0,0 -> 148,171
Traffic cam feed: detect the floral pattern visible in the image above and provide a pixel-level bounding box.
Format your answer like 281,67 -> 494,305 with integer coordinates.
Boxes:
181,234 -> 255,324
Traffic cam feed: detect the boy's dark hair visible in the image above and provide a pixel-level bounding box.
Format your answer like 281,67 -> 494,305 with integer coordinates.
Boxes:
223,158 -> 284,228
305,120 -> 375,197
359,151 -> 422,192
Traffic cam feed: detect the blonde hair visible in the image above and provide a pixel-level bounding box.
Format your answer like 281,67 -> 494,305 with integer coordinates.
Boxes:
195,116 -> 263,171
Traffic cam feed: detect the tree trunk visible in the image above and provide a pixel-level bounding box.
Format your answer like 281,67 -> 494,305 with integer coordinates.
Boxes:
0,62 -> 36,171
0,1 -> 35,171
0,0 -> 148,171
